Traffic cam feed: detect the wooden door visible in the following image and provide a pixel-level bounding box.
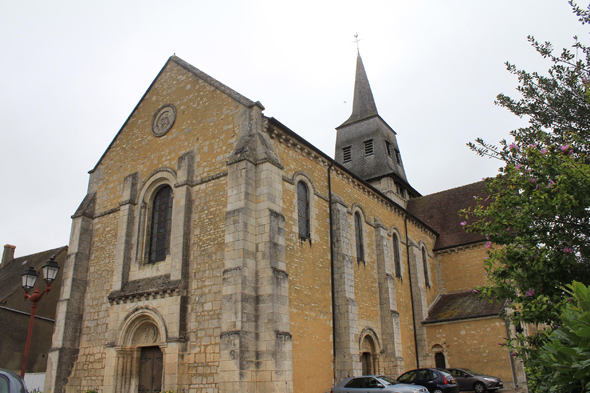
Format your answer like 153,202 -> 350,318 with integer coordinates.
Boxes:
361,352 -> 372,375
138,346 -> 163,393
435,352 -> 446,369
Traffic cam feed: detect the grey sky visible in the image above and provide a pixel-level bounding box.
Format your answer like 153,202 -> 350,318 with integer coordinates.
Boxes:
0,0 -> 585,257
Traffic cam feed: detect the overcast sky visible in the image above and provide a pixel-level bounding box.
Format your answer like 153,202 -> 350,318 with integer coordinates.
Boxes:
0,1 -> 586,257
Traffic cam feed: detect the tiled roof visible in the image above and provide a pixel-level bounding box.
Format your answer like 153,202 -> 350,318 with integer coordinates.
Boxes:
423,290 -> 505,324
407,181 -> 488,250
0,246 -> 67,301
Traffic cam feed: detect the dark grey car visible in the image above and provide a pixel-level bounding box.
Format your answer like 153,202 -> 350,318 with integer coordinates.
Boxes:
0,369 -> 27,393
447,368 -> 503,393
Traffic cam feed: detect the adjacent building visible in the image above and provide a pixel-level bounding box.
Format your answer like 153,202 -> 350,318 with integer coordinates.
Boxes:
0,245 -> 67,389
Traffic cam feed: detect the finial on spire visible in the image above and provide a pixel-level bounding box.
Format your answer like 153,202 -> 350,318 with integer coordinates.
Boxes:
352,33 -> 363,52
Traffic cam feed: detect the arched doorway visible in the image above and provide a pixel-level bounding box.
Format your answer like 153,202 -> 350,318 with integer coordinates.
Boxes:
114,308 -> 167,393
360,335 -> 376,375
432,344 -> 446,369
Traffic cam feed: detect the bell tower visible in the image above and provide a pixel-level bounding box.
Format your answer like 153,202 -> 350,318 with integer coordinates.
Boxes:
335,53 -> 419,207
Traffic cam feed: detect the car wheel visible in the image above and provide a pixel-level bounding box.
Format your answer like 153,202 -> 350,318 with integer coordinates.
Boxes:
474,382 -> 486,393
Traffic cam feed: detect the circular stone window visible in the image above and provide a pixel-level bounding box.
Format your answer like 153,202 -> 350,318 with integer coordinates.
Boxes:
151,104 -> 176,137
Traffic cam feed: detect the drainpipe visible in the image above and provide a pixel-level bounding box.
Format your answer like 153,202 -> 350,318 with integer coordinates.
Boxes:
502,312 -> 519,388
328,162 -> 336,383
404,215 -> 420,368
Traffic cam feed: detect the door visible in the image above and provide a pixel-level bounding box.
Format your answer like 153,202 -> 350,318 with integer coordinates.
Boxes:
138,346 -> 163,393
435,352 -> 446,369
361,352 -> 372,375
415,369 -> 438,392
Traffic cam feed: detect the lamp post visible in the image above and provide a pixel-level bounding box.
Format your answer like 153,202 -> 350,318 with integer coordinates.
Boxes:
20,256 -> 60,378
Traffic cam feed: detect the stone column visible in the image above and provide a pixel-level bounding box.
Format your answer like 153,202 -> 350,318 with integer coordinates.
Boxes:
113,347 -> 136,393
330,193 -> 361,382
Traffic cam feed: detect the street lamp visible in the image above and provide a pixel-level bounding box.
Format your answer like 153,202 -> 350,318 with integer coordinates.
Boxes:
20,256 -> 60,378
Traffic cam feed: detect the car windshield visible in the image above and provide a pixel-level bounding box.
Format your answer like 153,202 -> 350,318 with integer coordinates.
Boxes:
462,369 -> 485,376
377,376 -> 401,385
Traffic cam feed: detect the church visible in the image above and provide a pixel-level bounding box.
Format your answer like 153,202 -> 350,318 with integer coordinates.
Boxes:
45,53 -> 525,393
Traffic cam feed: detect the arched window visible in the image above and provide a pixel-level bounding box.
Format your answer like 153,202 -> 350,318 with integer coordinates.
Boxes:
393,233 -> 401,278
297,181 -> 310,240
422,246 -> 430,287
148,186 -> 173,264
355,212 -> 364,262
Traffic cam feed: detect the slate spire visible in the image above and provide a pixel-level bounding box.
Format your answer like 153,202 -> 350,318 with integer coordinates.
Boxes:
340,53 -> 378,127
335,52 -> 419,207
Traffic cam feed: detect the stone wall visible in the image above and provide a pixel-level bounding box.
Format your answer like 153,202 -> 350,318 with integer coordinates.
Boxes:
425,317 -> 518,389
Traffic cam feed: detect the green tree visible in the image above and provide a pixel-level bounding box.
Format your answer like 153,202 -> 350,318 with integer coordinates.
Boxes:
526,282 -> 590,393
463,0 -> 590,354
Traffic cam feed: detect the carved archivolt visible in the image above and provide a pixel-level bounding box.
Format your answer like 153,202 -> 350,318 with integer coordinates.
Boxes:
117,306 -> 167,347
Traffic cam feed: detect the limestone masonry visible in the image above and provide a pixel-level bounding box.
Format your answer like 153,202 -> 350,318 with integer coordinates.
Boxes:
45,54 -> 526,393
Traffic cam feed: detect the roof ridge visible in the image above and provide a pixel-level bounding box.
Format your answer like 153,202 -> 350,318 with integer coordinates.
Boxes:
11,245 -> 67,263
170,56 -> 264,110
417,179 -> 487,199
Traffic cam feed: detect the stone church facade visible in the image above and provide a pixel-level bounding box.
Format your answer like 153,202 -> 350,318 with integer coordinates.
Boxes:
45,54 -> 524,393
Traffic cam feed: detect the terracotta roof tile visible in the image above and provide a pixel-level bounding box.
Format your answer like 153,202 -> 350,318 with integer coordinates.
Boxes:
408,181 -> 488,250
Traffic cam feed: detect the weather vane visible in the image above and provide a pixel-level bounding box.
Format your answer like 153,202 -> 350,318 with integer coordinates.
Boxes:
352,33 -> 363,52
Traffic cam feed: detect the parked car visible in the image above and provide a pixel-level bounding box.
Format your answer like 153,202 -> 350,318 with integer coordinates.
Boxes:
447,368 -> 503,393
331,375 -> 429,393
0,369 -> 27,393
398,368 -> 459,393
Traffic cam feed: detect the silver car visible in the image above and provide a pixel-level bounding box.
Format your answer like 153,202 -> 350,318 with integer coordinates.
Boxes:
0,369 -> 27,393
331,375 -> 429,393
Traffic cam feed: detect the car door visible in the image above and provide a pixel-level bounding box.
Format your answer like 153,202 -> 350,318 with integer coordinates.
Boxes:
415,369 -> 438,391
450,369 -> 468,390
364,377 -> 388,392
342,377 -> 386,393
398,370 -> 417,385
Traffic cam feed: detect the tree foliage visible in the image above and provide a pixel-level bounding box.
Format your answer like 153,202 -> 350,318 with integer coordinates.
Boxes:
462,0 -> 590,359
526,282 -> 590,393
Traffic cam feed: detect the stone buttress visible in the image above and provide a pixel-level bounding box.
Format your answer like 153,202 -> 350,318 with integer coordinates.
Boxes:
373,219 -> 404,375
221,105 -> 293,392
330,193 -> 361,381
44,188 -> 96,393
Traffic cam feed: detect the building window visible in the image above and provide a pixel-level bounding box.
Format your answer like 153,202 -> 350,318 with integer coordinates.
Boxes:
422,246 -> 430,287
393,233 -> 401,278
364,140 -> 374,156
148,186 -> 173,264
343,146 -> 352,162
395,149 -> 402,165
297,181 -> 310,240
355,212 -> 364,262
385,141 -> 392,157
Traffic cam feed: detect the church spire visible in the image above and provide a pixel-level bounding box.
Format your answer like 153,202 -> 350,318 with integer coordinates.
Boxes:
335,52 -> 419,207
340,53 -> 378,127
